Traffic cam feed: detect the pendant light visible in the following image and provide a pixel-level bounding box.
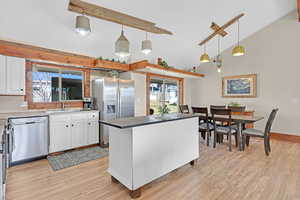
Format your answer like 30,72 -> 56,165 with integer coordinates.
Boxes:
141,32 -> 152,55
115,25 -> 130,58
232,20 -> 245,56
200,43 -> 210,63
75,15 -> 91,36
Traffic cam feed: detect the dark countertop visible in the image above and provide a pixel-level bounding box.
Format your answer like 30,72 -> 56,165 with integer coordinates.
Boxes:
99,113 -> 200,129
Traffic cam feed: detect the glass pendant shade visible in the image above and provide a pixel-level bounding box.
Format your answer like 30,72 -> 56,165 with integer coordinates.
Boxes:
115,30 -> 130,58
141,40 -> 152,55
200,53 -> 210,63
232,45 -> 245,56
75,15 -> 91,36
217,67 -> 222,73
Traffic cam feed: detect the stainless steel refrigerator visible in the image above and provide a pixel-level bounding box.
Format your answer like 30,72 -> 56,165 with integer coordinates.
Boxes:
92,78 -> 135,147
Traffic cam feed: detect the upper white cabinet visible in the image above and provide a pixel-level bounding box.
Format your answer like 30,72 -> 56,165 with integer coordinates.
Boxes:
0,55 -> 25,95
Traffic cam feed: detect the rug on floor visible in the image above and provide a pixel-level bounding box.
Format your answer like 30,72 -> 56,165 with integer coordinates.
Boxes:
47,146 -> 108,171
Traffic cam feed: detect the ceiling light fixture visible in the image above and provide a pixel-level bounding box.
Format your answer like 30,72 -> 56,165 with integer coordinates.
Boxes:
232,20 -> 245,56
75,15 -> 91,36
115,25 -> 130,58
141,32 -> 152,55
200,43 -> 210,63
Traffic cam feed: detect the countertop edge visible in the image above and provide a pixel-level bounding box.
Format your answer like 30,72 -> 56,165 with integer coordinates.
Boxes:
99,115 -> 200,129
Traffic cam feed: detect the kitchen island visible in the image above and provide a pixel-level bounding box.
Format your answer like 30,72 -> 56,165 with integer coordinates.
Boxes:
99,113 -> 200,198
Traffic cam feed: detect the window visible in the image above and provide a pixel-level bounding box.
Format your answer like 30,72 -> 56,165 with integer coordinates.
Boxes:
148,75 -> 183,114
32,66 -> 83,102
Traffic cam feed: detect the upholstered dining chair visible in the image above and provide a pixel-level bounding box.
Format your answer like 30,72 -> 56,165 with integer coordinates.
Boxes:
211,108 -> 238,152
210,105 -> 226,110
228,106 -> 246,113
242,108 -> 278,156
179,105 -> 190,114
192,107 -> 214,146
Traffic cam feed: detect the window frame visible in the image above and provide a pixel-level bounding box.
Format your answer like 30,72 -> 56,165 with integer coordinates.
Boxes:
32,66 -> 84,102
146,73 -> 184,115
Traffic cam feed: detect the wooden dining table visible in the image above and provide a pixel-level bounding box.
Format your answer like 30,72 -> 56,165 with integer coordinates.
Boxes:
198,114 -> 264,151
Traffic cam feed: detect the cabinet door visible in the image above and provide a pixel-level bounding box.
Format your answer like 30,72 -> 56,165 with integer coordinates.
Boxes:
50,122 -> 72,153
87,121 -> 99,145
71,120 -> 87,148
6,56 -> 25,95
0,55 -> 6,94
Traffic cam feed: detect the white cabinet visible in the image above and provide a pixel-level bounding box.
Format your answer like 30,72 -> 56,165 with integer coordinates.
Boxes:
0,55 -> 25,95
87,121 -> 99,145
49,111 -> 99,153
70,120 -> 87,148
0,55 -> 6,94
50,121 -> 72,153
6,56 -> 25,95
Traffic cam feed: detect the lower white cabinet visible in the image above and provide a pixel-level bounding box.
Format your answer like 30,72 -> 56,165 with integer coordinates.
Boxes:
49,111 -> 99,153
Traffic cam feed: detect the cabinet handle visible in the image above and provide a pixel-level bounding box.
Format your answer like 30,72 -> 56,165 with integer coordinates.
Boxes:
71,124 -> 74,127
20,89 -> 24,91
66,125 -> 69,128
88,122 -> 91,125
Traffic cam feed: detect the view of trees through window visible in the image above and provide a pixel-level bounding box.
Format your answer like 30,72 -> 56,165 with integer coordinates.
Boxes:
149,78 -> 179,114
32,66 -> 83,102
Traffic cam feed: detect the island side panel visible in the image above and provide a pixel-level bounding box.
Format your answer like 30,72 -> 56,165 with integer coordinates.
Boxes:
132,117 -> 199,190
107,126 -> 133,190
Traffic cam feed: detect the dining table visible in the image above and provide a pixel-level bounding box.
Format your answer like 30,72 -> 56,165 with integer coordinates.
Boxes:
201,114 -> 264,151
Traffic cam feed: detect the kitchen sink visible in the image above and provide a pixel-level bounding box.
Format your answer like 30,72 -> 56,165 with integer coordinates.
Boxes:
46,109 -> 83,114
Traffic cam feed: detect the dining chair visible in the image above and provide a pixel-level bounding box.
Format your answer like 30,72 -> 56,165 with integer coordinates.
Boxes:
242,108 -> 278,156
228,106 -> 246,113
210,105 -> 226,110
211,108 -> 238,152
192,107 -> 214,146
179,105 -> 190,114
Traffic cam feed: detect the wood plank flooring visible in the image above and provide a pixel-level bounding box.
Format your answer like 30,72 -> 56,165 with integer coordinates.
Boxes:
6,138 -> 300,200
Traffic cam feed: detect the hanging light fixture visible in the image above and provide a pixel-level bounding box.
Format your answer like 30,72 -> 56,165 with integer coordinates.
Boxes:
141,32 -> 152,55
200,43 -> 210,63
232,20 -> 245,56
75,15 -> 91,36
115,25 -> 130,58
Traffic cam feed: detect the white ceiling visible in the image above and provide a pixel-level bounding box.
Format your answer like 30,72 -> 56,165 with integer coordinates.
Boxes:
0,0 -> 296,70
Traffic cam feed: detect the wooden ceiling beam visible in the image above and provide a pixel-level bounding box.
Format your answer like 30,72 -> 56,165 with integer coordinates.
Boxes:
68,0 -> 172,35
210,22 -> 228,37
0,40 -> 130,71
199,13 -> 245,46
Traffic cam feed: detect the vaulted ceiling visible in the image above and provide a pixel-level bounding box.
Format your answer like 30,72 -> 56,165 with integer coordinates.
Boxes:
0,0 -> 296,69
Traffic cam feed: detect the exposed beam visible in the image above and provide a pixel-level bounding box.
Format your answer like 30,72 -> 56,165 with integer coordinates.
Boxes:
68,0 -> 172,35
0,40 -> 130,71
199,13 -> 245,46
210,22 -> 228,37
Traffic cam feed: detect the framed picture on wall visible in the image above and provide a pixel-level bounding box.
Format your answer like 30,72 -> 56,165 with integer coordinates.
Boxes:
222,74 -> 257,98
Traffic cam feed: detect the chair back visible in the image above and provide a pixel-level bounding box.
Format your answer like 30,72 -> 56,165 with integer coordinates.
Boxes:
210,105 -> 226,110
179,105 -> 190,114
211,108 -> 233,125
264,108 -> 279,137
192,107 -> 209,122
228,106 -> 246,113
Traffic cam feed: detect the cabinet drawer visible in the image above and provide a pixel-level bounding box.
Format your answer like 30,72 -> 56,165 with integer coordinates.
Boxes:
70,113 -> 87,121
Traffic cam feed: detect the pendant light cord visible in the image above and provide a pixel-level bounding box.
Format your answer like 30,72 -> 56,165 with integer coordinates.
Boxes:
237,20 -> 240,45
218,36 -> 220,56
203,43 -> 206,53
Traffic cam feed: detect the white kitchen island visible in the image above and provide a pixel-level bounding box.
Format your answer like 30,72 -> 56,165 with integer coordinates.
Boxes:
99,113 -> 200,198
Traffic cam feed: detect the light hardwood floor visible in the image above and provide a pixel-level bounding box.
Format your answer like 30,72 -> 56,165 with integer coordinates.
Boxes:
6,138 -> 300,200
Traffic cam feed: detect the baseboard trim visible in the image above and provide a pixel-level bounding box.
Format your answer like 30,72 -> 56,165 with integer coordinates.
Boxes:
271,132 -> 300,143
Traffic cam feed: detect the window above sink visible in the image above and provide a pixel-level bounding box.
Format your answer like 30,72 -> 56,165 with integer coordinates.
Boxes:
32,65 -> 84,103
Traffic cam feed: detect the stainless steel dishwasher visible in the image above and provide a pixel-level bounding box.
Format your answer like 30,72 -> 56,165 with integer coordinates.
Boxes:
9,116 -> 48,166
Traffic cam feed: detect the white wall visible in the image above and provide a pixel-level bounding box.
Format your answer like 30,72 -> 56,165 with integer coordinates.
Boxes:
192,11 -> 300,135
